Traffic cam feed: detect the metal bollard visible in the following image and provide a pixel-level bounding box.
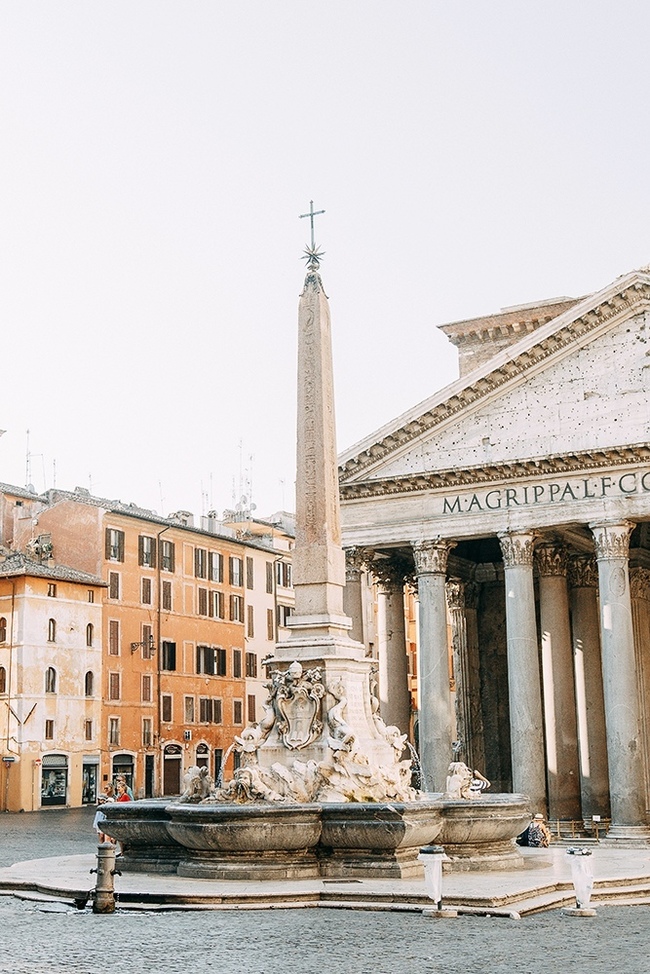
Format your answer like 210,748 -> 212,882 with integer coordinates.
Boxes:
90,842 -> 121,914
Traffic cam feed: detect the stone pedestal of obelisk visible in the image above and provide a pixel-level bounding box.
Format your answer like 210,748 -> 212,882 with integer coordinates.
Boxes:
258,253 -> 397,772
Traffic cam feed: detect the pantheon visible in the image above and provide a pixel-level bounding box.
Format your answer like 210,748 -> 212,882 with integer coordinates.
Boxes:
339,264 -> 650,841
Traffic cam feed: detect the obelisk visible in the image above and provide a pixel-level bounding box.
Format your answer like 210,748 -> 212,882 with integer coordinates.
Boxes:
274,245 -> 364,661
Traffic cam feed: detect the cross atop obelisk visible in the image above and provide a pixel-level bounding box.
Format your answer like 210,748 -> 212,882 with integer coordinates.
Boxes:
299,199 -> 325,250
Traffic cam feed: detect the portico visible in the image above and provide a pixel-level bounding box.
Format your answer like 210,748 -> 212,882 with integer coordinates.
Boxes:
339,266 -> 650,839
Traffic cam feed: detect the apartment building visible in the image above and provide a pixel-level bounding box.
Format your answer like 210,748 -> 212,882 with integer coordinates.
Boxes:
0,484 -> 295,805
0,551 -> 104,812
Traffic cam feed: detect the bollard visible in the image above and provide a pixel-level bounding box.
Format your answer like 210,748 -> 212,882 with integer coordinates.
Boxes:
418,844 -> 457,918
563,847 -> 596,917
90,842 -> 121,914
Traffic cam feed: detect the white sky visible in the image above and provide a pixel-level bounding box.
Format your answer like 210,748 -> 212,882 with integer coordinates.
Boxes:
1,2 -> 649,520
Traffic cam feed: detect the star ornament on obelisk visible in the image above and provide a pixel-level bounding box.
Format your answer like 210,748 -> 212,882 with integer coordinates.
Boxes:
274,202 -> 364,661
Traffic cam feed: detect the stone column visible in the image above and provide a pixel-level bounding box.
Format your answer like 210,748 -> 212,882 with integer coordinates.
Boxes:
568,555 -> 610,824
446,579 -> 475,770
535,543 -> 581,822
498,532 -> 547,814
412,539 -> 455,794
463,582 -> 485,774
630,568 -> 650,814
374,559 -> 411,736
590,521 -> 650,838
343,547 -> 372,648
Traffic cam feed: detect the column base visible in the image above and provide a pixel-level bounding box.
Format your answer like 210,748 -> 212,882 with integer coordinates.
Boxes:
600,823 -> 650,846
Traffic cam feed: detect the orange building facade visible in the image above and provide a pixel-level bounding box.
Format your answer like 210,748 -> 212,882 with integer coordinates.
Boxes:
1,485 -> 295,805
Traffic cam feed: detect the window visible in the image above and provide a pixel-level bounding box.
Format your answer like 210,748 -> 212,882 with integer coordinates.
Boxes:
197,587 -> 208,616
266,561 -> 274,594
109,717 -> 120,745
109,672 -> 120,700
45,719 -> 54,740
141,577 -> 152,605
47,618 -> 56,642
246,557 -> 254,590
267,608 -> 275,641
247,604 -> 254,638
45,667 -> 57,694
196,645 -> 215,675
276,561 -> 292,588
160,539 -> 175,573
246,652 -> 258,678
0,666 -> 6,694
108,620 -> 120,655
161,694 -> 172,723
230,594 -> 244,622
162,580 -> 172,611
0,617 -> 7,642
211,591 -> 225,619
209,551 -> 223,583
85,671 -> 94,697
88,590 -> 94,603
105,528 -> 125,562
216,648 -> 227,676
247,694 -> 256,723
86,623 -> 94,647
161,641 -> 176,671
233,649 -> 242,679
229,556 -> 243,587
277,604 -> 293,627
47,583 -> 57,597
184,696 -> 195,723
233,700 -> 243,725
142,674 -> 152,702
198,698 -> 222,723
142,719 -> 152,746
142,624 -> 154,659
108,572 -> 120,600
85,719 -> 93,741
138,535 -> 156,568
195,547 -> 207,579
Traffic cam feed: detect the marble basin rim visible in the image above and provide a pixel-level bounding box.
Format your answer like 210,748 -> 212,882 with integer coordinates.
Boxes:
165,801 -> 323,853
319,798 -> 443,850
436,792 -> 532,871
100,799 -> 178,849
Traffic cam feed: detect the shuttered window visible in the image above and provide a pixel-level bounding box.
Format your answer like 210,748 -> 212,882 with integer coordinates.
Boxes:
105,528 -> 125,562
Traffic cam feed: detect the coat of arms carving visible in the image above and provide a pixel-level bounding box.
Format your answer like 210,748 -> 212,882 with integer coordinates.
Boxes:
271,661 -> 324,750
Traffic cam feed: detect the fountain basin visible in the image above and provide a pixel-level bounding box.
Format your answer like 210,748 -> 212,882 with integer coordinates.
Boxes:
319,798 -> 443,878
167,803 -> 323,880
101,799 -> 181,874
437,794 -> 532,871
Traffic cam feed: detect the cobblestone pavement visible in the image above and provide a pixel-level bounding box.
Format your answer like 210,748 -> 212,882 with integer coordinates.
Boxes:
1,809 -> 649,974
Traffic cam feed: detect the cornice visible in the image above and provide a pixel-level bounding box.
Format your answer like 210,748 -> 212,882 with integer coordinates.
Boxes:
339,443 -> 650,500
339,273 -> 650,483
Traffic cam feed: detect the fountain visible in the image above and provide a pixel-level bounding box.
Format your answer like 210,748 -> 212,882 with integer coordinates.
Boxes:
103,230 -> 530,880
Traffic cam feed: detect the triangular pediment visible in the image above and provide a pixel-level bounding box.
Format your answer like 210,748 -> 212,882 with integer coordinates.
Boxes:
339,268 -> 650,493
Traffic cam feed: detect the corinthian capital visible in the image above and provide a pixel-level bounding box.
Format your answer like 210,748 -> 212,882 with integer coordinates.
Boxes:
630,567 -> 650,601
590,521 -> 633,561
568,555 -> 599,589
411,538 -> 456,576
445,578 -> 465,611
498,531 -> 536,568
372,554 -> 411,592
344,546 -> 373,582
535,543 -> 568,578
